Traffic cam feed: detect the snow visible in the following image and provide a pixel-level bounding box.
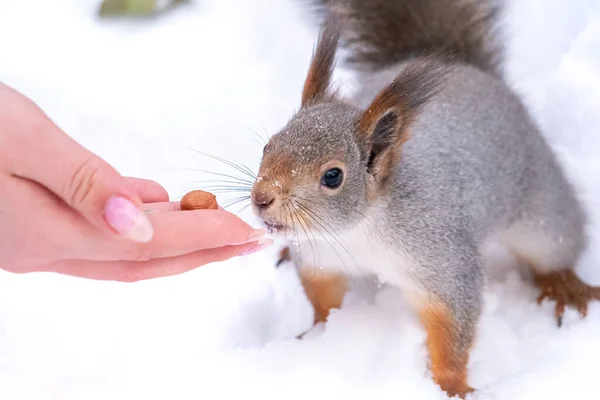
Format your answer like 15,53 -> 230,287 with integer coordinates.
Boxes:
0,0 -> 600,399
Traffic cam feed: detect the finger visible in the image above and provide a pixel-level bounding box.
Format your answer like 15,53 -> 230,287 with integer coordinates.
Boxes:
37,239 -> 273,282
142,201 -> 181,212
6,174 -> 267,265
125,177 -> 169,203
74,208 -> 268,262
5,90 -> 153,243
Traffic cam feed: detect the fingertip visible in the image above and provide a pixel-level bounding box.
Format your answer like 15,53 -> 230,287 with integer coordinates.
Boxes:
187,208 -> 257,240
125,177 -> 170,203
231,228 -> 268,245
137,207 -> 265,253
216,210 -> 267,244
238,238 -> 274,256
154,184 -> 169,201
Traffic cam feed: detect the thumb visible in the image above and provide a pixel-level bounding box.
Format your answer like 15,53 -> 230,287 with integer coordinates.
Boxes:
5,94 -> 153,243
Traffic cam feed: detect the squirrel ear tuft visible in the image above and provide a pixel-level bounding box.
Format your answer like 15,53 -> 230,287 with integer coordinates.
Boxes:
358,55 -> 453,180
301,15 -> 341,107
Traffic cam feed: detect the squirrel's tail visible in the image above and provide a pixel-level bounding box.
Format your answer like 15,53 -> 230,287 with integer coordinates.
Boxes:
305,0 -> 502,75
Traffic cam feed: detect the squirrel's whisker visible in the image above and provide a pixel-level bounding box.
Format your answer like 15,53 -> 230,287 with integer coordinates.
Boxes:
294,200 -> 355,253
295,193 -> 386,211
293,201 -> 359,278
222,196 -> 251,210
243,124 -> 269,146
282,203 -> 294,248
231,120 -> 270,146
221,195 -> 251,205
182,179 -> 254,187
176,168 -> 254,184
171,185 -> 250,200
290,202 -> 320,270
188,149 -> 257,180
191,186 -> 251,192
187,186 -> 252,192
294,196 -> 387,270
258,121 -> 272,143
293,201 -> 360,287
296,201 -> 368,278
225,200 -> 252,216
234,202 -> 252,215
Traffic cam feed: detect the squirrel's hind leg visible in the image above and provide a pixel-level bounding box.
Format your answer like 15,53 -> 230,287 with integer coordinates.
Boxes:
501,224 -> 599,326
530,268 -> 600,327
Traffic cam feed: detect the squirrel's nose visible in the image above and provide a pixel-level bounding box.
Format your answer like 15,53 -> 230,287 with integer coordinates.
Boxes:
252,192 -> 275,210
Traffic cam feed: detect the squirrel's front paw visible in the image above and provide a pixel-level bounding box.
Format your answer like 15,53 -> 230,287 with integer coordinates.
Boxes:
275,246 -> 291,267
533,269 -> 600,327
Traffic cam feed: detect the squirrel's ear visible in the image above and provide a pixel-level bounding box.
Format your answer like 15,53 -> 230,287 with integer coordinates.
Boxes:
301,16 -> 340,107
358,102 -> 405,184
357,56 -> 452,183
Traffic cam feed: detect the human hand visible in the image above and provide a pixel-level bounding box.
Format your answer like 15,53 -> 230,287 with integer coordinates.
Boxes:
0,82 -> 271,282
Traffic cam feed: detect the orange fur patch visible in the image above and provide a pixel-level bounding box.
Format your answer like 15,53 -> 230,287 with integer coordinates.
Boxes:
358,97 -> 403,136
301,16 -> 340,107
419,303 -> 474,399
253,151 -> 295,200
299,267 -> 349,324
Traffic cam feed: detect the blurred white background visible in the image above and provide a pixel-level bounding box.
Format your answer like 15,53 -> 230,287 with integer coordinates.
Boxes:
0,1 -> 599,399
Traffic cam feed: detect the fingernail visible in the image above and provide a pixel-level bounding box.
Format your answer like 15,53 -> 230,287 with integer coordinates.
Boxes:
239,238 -> 273,256
233,228 -> 267,245
104,195 -> 154,243
248,228 -> 267,240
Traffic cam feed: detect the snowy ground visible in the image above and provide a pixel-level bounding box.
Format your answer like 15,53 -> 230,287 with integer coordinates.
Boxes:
1,0 -> 600,399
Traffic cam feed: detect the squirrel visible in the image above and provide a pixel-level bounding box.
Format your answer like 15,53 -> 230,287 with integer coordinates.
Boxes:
249,0 -> 600,398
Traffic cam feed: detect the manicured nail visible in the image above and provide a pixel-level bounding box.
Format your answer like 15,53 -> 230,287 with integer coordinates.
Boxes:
248,228 -> 267,240
104,195 -> 154,243
233,228 -> 267,245
239,238 -> 273,256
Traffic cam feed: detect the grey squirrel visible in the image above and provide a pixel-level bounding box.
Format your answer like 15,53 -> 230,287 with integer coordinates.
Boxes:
249,0 -> 600,397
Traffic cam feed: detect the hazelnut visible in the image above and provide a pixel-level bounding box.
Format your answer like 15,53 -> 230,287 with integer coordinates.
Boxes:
180,190 -> 218,211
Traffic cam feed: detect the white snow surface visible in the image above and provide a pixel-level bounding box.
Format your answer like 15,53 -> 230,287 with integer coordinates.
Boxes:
1,0 -> 600,399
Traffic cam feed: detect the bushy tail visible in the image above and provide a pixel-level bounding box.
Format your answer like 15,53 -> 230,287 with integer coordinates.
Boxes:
305,0 -> 502,75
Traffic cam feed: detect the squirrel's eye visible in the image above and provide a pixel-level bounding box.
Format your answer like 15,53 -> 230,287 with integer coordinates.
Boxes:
321,168 -> 343,189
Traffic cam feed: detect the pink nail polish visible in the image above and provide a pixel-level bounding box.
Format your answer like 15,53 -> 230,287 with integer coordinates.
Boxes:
239,238 -> 273,256
104,196 -> 154,243
232,229 -> 268,245
248,228 -> 267,240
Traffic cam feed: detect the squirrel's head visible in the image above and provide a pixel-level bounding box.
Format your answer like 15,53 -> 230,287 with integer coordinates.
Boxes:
251,16 -> 450,235
252,101 -> 366,234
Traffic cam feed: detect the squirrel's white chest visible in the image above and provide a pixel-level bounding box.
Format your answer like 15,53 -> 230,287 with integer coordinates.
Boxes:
293,219 -> 413,289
